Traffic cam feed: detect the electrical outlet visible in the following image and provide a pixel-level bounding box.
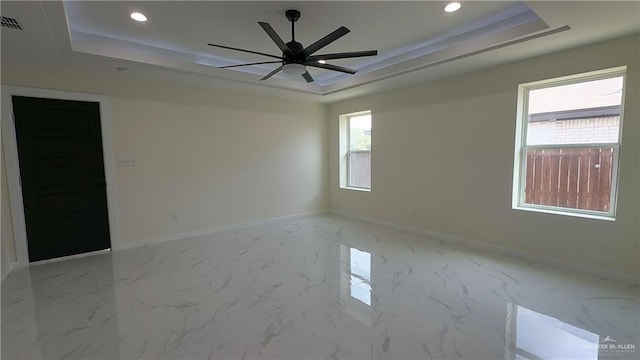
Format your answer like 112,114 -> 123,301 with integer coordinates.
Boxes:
171,212 -> 178,223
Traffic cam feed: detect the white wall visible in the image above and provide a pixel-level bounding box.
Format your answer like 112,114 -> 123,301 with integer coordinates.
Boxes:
328,35 -> 639,278
110,97 -> 327,242
1,61 -> 328,257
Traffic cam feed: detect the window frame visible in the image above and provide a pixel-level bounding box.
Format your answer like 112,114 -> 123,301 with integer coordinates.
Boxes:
512,66 -> 626,221
340,110 -> 372,191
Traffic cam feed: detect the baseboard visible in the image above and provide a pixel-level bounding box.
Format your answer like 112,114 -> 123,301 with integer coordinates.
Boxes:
1,264 -> 8,284
29,249 -> 111,267
1,261 -> 18,284
330,210 -> 638,285
113,209 -> 330,251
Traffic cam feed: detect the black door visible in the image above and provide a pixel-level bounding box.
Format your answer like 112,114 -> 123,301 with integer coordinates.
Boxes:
12,96 -> 111,262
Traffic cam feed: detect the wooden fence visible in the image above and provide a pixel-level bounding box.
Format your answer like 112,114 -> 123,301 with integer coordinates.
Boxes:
525,147 -> 614,212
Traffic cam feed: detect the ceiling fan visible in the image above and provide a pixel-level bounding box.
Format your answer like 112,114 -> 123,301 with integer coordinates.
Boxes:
208,9 -> 378,83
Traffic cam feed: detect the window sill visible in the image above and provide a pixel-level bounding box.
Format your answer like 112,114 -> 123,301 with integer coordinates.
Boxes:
513,204 -> 615,221
341,186 -> 371,193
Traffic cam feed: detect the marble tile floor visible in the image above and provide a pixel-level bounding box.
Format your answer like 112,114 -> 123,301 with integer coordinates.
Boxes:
2,215 -> 638,359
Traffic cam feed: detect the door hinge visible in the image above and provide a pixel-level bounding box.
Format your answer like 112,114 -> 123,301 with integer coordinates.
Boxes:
18,176 -> 22,186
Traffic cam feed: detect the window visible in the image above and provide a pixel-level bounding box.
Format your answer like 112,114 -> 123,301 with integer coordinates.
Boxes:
340,111 -> 371,190
512,67 -> 626,220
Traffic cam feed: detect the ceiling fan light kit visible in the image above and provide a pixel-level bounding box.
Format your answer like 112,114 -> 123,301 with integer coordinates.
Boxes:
208,9 -> 378,83
282,63 -> 306,75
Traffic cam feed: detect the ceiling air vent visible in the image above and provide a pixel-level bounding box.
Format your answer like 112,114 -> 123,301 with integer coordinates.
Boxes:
1,16 -> 22,30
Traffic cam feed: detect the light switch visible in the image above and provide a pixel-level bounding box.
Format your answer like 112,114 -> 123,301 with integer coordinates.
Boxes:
118,158 -> 136,167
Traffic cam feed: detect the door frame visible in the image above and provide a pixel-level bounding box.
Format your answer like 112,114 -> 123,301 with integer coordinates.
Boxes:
1,86 -> 121,266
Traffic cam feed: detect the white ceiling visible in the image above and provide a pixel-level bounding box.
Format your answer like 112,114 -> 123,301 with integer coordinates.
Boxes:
1,1 -> 639,102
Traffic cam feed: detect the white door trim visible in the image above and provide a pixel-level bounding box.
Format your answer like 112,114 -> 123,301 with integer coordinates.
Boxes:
1,86 -> 121,266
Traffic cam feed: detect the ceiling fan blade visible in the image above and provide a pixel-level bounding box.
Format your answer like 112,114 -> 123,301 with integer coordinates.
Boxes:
260,65 -> 284,81
207,43 -> 282,60
301,26 -> 350,57
219,61 -> 282,69
301,71 -> 314,83
307,50 -> 378,62
258,22 -> 290,53
306,62 -> 356,75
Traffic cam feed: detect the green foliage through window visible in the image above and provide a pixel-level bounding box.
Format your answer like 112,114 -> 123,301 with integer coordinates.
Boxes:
349,114 -> 371,151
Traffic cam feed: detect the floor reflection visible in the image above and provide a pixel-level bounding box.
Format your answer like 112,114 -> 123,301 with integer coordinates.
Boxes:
507,303 -> 601,360
2,254 -> 118,359
339,244 -> 376,327
348,247 -> 372,306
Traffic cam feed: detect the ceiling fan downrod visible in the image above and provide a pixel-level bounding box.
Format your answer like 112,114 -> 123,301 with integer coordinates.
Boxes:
286,9 -> 300,43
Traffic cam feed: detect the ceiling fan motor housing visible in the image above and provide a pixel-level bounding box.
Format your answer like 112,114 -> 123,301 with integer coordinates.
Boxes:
285,41 -> 304,62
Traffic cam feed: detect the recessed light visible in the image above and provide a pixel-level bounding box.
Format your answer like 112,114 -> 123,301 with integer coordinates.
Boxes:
444,2 -> 461,13
130,12 -> 147,22
318,60 -> 327,64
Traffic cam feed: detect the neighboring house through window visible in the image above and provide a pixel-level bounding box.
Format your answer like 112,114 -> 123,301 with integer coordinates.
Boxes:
512,67 -> 626,220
